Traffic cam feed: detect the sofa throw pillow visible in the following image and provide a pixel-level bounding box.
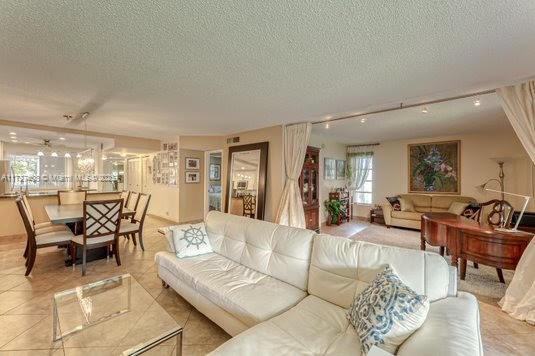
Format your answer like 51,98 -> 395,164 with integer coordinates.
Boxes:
162,227 -> 176,253
347,265 -> 429,355
399,197 -> 415,212
170,222 -> 212,258
448,201 -> 470,215
386,196 -> 401,211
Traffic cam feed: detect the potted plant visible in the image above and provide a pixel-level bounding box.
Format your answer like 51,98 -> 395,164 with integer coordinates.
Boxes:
324,199 -> 343,226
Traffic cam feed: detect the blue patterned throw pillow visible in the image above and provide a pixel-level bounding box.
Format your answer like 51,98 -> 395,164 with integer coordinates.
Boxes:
347,265 -> 429,354
169,222 -> 213,258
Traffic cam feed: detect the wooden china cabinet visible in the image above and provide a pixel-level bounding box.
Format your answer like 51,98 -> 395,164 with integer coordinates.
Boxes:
299,146 -> 320,232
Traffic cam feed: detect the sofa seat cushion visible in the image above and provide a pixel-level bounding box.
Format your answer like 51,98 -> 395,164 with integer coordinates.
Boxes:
209,295 -> 361,356
391,211 -> 423,221
155,251 -> 306,326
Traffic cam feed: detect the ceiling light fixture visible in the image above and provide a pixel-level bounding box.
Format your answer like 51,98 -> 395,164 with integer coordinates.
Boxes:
325,122 -> 330,129
102,155 -> 107,160
9,132 -> 16,135
11,139 -> 18,143
422,107 -> 429,114
59,137 -> 66,141
76,153 -> 82,158
37,151 -> 44,156
474,99 -> 481,106
51,152 -> 58,157
360,118 -> 367,123
64,152 -> 71,158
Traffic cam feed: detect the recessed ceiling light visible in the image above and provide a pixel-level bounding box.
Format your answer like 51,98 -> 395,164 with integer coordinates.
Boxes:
325,122 -> 330,129
64,152 -> 71,158
59,137 -> 66,140
360,117 -> 367,123
51,152 -> 58,157
37,151 -> 44,156
422,107 -> 429,114
11,139 -> 18,143
24,141 -> 29,144
9,132 -> 16,135
474,99 -> 481,106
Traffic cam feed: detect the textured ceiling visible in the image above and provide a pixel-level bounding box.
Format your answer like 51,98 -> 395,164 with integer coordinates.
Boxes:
1,1 -> 534,139
312,93 -> 510,144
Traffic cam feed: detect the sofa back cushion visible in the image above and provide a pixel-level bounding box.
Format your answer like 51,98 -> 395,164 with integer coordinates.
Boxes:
308,234 -> 450,309
431,195 -> 475,212
399,194 -> 431,213
205,211 -> 315,291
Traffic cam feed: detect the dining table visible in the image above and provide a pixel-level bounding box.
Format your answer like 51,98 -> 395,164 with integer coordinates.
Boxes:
44,204 -> 135,224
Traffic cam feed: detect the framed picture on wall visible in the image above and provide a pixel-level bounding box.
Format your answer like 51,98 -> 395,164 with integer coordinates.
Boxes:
185,157 -> 200,170
185,171 -> 200,183
335,160 -> 346,179
209,164 -> 221,180
408,140 -> 460,194
324,158 -> 336,180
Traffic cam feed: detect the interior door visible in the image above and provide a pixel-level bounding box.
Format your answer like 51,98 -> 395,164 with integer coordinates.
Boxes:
141,156 -> 150,193
127,158 -> 141,192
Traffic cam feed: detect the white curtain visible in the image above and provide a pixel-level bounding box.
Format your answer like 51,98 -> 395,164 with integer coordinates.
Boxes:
497,80 -> 535,324
275,123 -> 311,228
347,146 -> 374,200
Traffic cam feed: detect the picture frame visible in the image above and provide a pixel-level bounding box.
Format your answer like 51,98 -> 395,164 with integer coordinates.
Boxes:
209,163 -> 221,181
185,171 -> 200,184
185,157 -> 200,170
324,158 -> 336,180
408,140 -> 461,194
335,160 -> 346,180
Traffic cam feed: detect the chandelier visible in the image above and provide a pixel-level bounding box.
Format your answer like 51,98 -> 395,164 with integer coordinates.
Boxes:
77,149 -> 95,174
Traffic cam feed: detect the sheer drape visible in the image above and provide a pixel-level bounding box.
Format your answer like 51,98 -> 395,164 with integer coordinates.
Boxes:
275,123 -> 311,228
496,80 -> 535,324
347,146 -> 374,200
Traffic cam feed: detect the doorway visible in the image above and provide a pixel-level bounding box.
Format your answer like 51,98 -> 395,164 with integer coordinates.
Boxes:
127,158 -> 141,192
204,150 -> 223,217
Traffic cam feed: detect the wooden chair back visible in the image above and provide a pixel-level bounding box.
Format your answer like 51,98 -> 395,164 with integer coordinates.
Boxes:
16,198 -> 36,236
126,191 -> 139,211
58,190 -> 87,205
242,194 -> 256,217
120,190 -> 130,205
476,199 -> 514,228
21,194 -> 36,225
133,193 -> 151,225
82,199 -> 123,244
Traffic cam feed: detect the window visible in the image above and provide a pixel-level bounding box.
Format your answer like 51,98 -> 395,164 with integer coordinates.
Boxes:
7,153 -> 71,190
353,156 -> 373,205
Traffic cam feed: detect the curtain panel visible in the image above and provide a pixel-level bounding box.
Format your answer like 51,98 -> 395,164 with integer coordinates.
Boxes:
275,123 -> 311,228
347,151 -> 373,192
496,80 -> 535,324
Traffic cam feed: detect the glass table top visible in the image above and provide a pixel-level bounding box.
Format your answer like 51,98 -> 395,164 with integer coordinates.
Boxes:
53,274 -> 182,355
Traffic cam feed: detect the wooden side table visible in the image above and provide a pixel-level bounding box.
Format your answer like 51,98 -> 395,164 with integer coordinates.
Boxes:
370,206 -> 385,225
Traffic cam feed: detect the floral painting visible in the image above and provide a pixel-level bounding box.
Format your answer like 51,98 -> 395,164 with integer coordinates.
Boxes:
408,141 -> 460,194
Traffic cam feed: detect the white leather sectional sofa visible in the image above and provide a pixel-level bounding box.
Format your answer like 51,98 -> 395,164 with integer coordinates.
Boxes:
155,211 -> 483,355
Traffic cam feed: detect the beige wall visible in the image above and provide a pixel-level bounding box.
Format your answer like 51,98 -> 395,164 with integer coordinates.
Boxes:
309,133 -> 347,223
353,128 -> 534,217
179,149 -> 205,223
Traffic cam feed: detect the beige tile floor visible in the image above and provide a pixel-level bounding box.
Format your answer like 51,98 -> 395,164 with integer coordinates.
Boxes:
322,220 -> 535,355
0,216 -> 230,355
2,215 -> 534,355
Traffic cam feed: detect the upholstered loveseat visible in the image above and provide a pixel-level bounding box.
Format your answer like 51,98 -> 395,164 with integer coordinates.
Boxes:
382,194 -> 476,230
155,211 -> 482,355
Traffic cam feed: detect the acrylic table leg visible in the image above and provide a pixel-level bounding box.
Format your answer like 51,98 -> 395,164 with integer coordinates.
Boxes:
176,331 -> 182,356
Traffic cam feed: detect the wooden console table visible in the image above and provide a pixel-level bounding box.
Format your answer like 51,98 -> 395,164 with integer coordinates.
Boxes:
421,212 -> 533,282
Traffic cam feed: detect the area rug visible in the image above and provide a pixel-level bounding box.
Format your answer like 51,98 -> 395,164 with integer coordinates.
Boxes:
349,224 -> 512,302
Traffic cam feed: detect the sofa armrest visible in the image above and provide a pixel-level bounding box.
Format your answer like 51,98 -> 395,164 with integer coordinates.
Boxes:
381,204 -> 393,226
397,292 -> 483,356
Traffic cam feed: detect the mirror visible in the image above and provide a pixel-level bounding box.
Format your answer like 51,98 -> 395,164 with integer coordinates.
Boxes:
225,142 -> 268,220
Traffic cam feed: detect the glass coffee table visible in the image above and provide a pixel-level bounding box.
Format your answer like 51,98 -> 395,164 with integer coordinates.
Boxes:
53,274 -> 182,355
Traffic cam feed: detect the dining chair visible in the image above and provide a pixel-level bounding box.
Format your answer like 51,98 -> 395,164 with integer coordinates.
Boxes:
119,193 -> 151,250
21,194 -> 67,234
71,199 -> 124,276
242,194 -> 256,218
126,191 -> 139,211
58,190 -> 87,205
16,198 -> 74,276
120,190 -> 130,205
